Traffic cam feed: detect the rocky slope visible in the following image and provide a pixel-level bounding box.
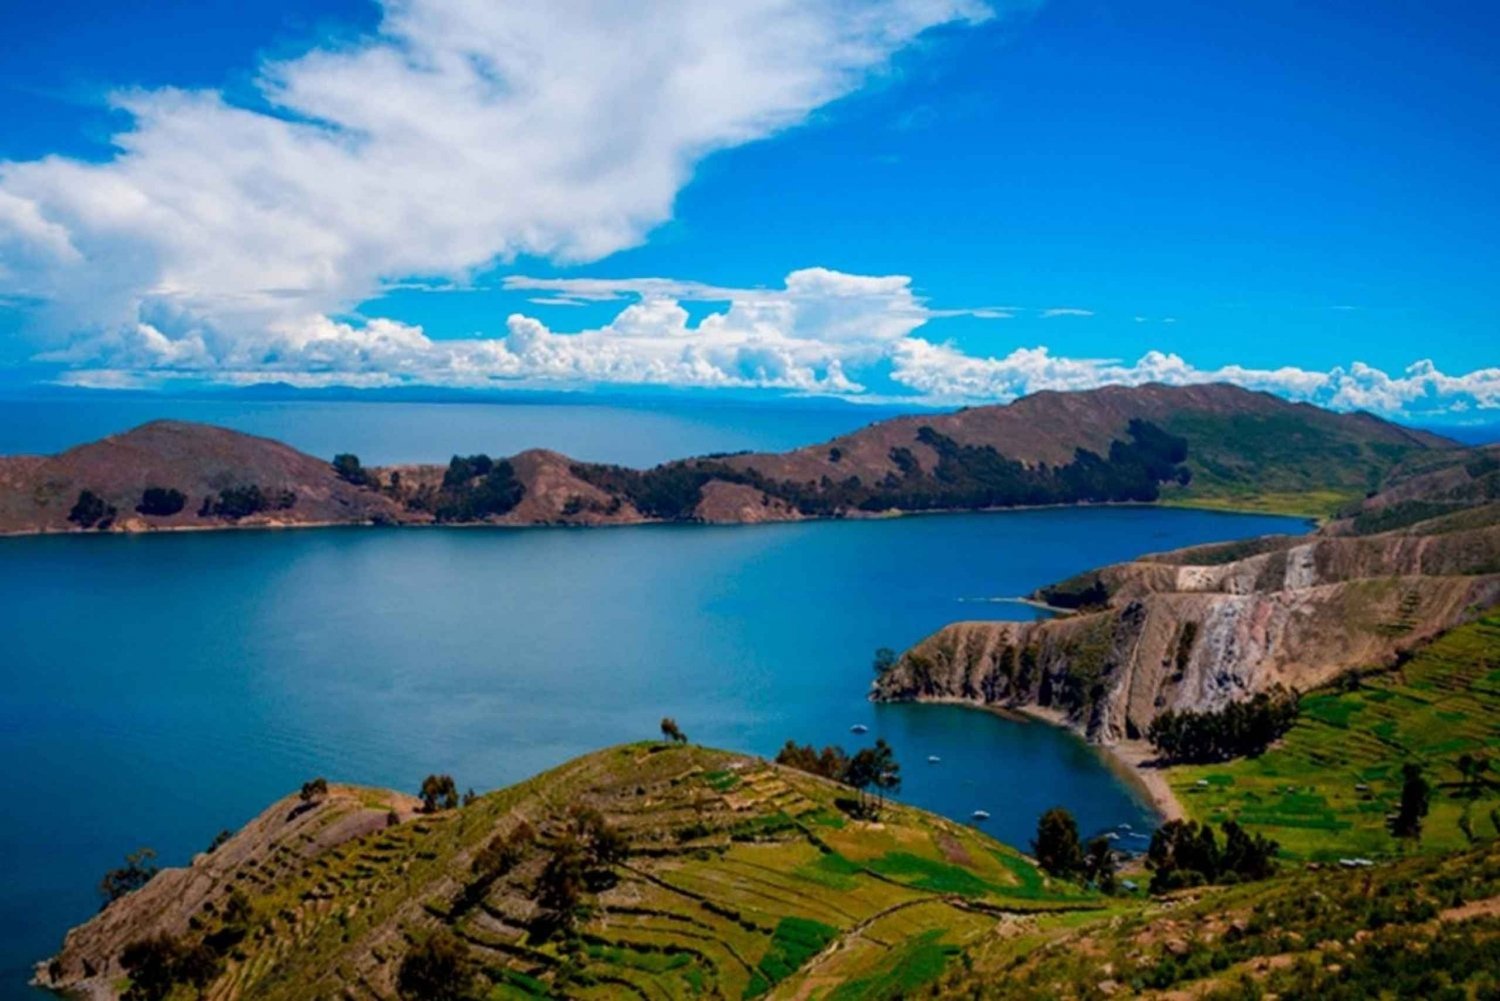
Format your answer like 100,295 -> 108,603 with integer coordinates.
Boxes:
873,447 -> 1500,743
36,744 -> 1092,1001
0,383 -> 1455,535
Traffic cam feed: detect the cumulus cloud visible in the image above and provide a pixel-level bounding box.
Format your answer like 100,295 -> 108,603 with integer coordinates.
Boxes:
889,341 -> 1500,414
0,0 -> 995,353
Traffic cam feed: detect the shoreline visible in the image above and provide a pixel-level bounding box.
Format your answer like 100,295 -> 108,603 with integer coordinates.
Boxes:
0,497 -> 1317,542
879,694 -> 1186,823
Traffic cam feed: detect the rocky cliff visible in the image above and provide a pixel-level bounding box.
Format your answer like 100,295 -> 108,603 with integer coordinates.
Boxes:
873,449 -> 1500,743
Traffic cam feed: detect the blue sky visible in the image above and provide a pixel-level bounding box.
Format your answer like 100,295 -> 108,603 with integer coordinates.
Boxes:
1,0 -> 1496,415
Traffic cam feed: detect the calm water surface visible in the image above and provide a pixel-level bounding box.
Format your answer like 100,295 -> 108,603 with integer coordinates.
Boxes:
0,506 -> 1308,996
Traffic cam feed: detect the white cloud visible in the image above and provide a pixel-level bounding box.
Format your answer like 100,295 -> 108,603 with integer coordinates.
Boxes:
0,0 -> 996,354
1039,307 -> 1093,318
888,341 -> 1500,414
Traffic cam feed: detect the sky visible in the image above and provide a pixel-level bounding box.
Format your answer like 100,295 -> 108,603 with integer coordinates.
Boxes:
1,0 -> 1497,416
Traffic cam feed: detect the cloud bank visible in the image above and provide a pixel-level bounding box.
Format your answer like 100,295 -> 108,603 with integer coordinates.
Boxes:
0,0 -> 993,352
3,0 -> 1494,417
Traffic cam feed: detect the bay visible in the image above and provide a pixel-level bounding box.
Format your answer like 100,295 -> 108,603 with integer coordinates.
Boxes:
0,505 -> 1308,996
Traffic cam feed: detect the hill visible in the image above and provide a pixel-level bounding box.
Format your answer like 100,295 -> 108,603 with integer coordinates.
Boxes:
0,383 -> 1455,535
36,744 -> 1097,1001
873,446 -> 1500,753
0,420 -> 404,534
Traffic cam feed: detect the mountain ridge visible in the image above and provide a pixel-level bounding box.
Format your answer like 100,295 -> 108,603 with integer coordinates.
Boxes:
0,383 -> 1456,535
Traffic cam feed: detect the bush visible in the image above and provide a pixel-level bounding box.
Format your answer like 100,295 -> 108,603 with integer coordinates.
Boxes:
332,453 -> 376,486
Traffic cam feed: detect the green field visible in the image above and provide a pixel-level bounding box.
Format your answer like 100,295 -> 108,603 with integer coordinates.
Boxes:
1170,612 -> 1500,860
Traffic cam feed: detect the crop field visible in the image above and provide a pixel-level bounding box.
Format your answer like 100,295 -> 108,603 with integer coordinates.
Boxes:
1170,611 -> 1500,860
145,743 -> 1105,1001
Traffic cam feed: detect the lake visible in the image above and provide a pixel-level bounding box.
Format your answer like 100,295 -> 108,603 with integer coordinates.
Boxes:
0,505 -> 1308,996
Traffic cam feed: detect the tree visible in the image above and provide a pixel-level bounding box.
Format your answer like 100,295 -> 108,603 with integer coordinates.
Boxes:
136,487 -> 186,517
870,738 -> 901,813
872,647 -> 898,675
1032,808 -> 1085,878
332,453 -> 375,487
119,933 -> 219,1001
1219,820 -> 1278,882
1391,762 -> 1431,840
1084,836 -> 1118,893
99,847 -> 159,906
1457,754 -> 1491,799
300,777 -> 328,802
775,741 -> 848,780
843,748 -> 878,817
420,774 -> 459,813
659,717 -> 687,743
68,489 -> 116,529
397,929 -> 474,1001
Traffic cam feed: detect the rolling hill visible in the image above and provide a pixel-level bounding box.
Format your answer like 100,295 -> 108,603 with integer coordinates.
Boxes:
0,383 -> 1457,535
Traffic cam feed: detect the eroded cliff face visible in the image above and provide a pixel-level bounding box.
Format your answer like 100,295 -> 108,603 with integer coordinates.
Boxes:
874,516 -> 1500,745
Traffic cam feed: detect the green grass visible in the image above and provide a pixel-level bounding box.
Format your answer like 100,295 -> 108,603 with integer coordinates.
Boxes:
823,930 -> 958,1000
1170,612 -> 1500,860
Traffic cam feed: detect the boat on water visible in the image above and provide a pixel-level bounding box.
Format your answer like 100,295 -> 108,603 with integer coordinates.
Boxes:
927,755 -> 941,763
971,809 -> 990,821
850,724 -> 869,734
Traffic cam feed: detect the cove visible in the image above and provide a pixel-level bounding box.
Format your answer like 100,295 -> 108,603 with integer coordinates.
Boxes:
0,505 -> 1307,996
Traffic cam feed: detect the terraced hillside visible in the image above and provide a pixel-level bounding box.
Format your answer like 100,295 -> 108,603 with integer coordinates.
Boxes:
1170,611 -> 1500,861
930,834 -> 1500,998
38,744 -> 1101,1001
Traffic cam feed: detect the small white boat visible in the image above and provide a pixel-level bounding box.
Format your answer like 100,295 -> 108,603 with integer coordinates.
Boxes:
850,724 -> 869,734
971,809 -> 990,821
927,755 -> 941,764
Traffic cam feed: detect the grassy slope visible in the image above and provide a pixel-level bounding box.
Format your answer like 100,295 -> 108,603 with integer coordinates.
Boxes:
1158,411 -> 1436,517
165,744 -> 1098,1001
938,835 -> 1500,999
1168,611 -> 1500,861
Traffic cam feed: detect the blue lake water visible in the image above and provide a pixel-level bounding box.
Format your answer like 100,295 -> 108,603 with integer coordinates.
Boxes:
0,505 -> 1308,996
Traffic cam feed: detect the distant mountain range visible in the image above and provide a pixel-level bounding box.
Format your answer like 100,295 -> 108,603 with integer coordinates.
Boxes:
0,383 -> 1459,535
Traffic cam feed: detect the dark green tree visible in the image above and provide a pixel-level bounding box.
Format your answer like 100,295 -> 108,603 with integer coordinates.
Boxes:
99,848 -> 159,906
300,777 -> 328,802
332,453 -> 375,486
1032,807 -> 1086,878
1391,762 -> 1431,840
870,738 -> 901,813
1084,836 -> 1118,893
397,929 -> 474,1001
419,774 -> 459,813
135,487 -> 186,517
68,489 -> 116,528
